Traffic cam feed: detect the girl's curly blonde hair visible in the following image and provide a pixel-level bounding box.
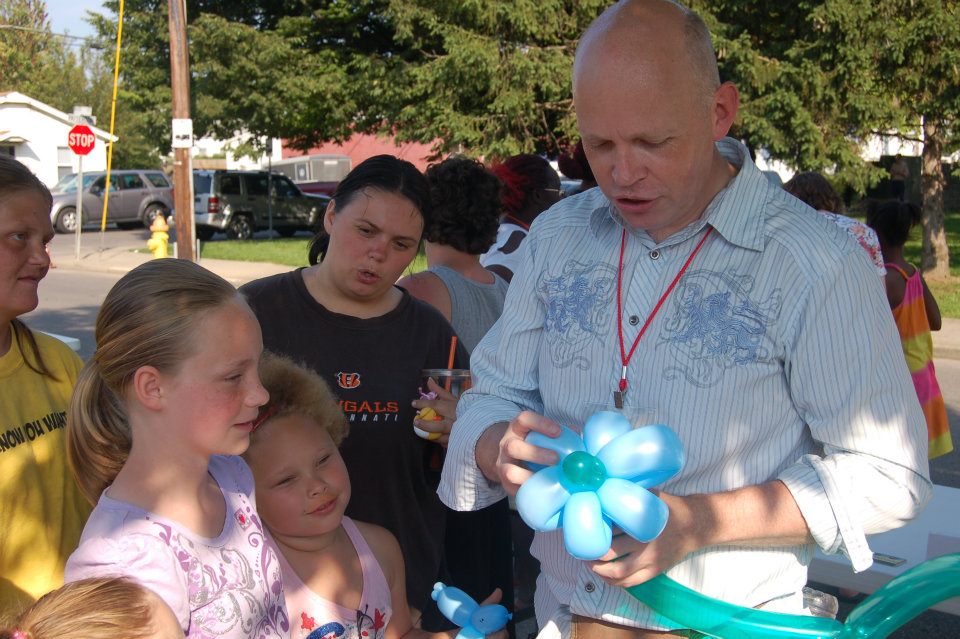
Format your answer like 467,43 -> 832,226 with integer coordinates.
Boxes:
248,352 -> 348,445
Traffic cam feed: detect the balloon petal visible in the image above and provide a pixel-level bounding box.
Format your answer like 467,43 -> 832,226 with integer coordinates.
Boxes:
583,411 -> 632,456
525,425 -> 586,472
596,424 -> 684,487
516,466 -> 569,531
562,492 -> 612,560
597,478 -> 669,542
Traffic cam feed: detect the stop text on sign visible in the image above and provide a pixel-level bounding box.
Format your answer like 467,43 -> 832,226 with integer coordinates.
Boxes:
67,124 -> 96,155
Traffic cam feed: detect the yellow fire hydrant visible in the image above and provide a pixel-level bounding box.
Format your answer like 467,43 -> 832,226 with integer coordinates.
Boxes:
146,215 -> 169,258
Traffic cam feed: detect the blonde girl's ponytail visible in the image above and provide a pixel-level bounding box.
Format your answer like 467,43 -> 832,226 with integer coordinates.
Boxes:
65,259 -> 239,504
66,360 -> 130,505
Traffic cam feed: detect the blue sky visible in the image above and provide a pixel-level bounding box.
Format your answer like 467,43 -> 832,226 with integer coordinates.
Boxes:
45,0 -> 107,40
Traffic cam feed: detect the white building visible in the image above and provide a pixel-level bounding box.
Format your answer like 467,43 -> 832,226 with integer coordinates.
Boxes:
0,91 -> 117,188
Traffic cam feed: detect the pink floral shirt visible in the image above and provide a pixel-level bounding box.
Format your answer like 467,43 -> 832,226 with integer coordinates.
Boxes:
820,212 -> 886,276
65,456 -> 289,639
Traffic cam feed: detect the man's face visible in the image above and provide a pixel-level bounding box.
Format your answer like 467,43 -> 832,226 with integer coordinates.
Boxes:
574,46 -> 729,243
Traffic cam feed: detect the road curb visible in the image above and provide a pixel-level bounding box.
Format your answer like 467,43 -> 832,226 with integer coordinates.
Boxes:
935,346 -> 960,361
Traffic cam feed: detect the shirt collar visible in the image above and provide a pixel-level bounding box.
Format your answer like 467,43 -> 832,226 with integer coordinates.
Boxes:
588,138 -> 769,251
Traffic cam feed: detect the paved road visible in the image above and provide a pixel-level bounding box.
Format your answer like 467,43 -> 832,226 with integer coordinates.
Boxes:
24,231 -> 960,637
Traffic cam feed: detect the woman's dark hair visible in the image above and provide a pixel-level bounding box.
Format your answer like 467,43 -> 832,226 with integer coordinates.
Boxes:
308,155 -> 432,265
490,154 -> 554,215
866,199 -> 922,248
424,157 -> 502,255
783,171 -> 843,213
557,140 -> 595,183
1,155 -> 56,379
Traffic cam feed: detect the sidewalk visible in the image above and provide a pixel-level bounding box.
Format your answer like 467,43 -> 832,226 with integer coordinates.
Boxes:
53,244 -> 960,360
52,244 -> 290,286
934,318 -> 960,361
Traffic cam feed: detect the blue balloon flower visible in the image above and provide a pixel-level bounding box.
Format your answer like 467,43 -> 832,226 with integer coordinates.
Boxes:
516,411 -> 685,560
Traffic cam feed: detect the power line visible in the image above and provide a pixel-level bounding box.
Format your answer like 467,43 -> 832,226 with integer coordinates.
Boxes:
0,23 -> 103,48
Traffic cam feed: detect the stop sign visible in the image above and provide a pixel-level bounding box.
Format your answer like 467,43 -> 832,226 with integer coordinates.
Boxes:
67,124 -> 96,156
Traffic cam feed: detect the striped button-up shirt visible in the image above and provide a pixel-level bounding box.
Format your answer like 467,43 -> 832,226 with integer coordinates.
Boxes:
439,138 -> 931,632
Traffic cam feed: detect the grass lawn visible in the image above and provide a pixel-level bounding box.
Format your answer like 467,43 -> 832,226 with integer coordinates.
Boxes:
158,209 -> 960,316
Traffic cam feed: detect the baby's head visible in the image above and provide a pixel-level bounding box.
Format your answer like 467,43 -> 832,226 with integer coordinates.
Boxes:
0,577 -> 183,639
243,353 -> 351,541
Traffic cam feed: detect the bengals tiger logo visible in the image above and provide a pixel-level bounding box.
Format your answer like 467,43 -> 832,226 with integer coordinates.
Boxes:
336,372 -> 361,390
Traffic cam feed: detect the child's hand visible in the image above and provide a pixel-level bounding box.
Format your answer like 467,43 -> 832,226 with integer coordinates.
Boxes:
478,588 -> 509,639
412,378 -> 459,448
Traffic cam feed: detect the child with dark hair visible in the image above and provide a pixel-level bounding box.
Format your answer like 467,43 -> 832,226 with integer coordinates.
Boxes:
481,155 -> 562,282
867,199 -> 952,458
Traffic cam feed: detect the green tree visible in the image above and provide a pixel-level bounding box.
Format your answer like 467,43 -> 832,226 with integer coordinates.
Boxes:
0,0 -> 53,94
868,0 -> 959,277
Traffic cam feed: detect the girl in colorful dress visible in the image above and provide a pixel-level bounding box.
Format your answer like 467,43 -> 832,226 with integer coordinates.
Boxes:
64,259 -> 289,638
243,353 -> 505,639
867,199 -> 952,458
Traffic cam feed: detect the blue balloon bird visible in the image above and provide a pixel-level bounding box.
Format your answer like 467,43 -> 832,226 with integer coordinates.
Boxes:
431,582 -> 512,639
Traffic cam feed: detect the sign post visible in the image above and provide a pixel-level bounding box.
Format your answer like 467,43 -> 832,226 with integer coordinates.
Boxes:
67,124 -> 96,261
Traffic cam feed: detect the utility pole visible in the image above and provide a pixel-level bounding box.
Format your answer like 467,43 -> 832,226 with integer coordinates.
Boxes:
168,0 -> 195,261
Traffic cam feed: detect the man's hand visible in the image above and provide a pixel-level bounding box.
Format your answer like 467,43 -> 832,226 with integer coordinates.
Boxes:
476,411 -> 562,495
587,492 -> 704,588
588,482 -> 812,588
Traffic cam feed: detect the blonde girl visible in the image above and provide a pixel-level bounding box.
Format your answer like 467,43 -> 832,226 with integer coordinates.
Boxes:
0,577 -> 183,639
64,259 -> 288,638
243,353 -> 505,639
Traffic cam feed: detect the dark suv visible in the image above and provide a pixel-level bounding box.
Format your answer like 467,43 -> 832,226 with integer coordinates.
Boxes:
193,170 -> 328,240
50,170 -> 173,233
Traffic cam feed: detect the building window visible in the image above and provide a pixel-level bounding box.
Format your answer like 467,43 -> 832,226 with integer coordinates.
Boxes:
57,146 -> 73,179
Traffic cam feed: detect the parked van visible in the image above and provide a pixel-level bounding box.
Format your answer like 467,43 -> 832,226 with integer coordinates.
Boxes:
49,169 -> 173,233
193,170 -> 328,240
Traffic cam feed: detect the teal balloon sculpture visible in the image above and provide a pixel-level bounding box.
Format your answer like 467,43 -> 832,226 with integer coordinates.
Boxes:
628,553 -> 960,638
516,410 -> 684,560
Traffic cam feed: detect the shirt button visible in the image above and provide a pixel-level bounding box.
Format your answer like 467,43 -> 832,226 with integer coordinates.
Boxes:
585,582 -> 596,593
628,315 -> 640,326
650,249 -> 661,260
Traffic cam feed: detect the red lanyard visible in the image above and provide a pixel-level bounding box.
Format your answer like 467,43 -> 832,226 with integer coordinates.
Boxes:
614,226 -> 713,408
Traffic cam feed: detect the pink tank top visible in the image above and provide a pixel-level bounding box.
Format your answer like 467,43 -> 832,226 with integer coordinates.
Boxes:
281,517 -> 393,639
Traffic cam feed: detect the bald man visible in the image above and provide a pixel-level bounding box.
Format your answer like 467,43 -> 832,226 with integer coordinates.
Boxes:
439,1 -> 930,637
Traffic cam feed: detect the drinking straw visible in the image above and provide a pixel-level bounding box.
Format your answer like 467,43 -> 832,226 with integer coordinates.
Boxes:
445,336 -> 458,392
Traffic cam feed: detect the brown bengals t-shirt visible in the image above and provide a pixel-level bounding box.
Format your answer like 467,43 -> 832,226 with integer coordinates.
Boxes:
240,269 -> 467,613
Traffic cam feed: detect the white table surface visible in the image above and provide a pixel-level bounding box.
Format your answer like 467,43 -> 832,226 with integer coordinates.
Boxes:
808,483 -> 960,616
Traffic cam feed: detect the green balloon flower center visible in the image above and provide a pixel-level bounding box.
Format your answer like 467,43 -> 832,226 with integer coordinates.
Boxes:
561,451 -> 607,492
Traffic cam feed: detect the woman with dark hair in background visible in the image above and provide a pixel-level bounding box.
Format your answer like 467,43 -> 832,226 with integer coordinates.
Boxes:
0,156 -> 90,617
241,155 -> 467,630
481,155 -> 561,282
557,140 -> 597,195
398,156 -> 507,354
397,156 -> 515,617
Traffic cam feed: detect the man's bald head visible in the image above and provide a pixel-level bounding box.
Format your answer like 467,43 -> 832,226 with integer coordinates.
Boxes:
574,0 -> 720,104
